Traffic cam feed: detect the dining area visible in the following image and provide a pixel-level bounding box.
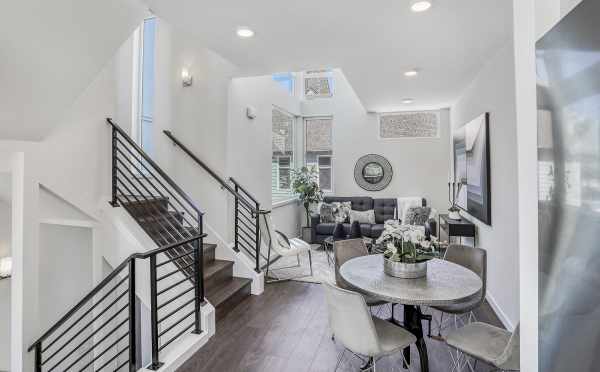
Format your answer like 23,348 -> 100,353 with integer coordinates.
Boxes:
325,229 -> 520,372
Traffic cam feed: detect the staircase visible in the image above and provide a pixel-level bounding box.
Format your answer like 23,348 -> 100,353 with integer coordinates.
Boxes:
26,119 -> 263,372
122,197 -> 251,320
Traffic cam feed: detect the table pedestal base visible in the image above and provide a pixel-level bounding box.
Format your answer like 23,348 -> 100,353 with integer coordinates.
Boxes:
401,305 -> 429,372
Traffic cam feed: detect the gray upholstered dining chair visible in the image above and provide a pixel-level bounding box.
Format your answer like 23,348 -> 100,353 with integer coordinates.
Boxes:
432,244 -> 487,336
445,322 -> 520,372
334,239 -> 388,308
322,282 -> 417,371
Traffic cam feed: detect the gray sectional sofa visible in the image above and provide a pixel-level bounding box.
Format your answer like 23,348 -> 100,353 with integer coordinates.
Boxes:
309,196 -> 437,244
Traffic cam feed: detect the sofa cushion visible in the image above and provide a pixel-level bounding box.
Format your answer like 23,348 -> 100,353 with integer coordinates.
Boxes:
316,223 -> 336,235
373,198 -> 397,224
371,224 -> 385,238
349,209 -> 376,224
319,203 -> 336,223
405,206 -> 431,226
323,196 -> 373,212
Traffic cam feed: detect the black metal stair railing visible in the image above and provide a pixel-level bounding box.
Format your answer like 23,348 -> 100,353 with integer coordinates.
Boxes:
27,234 -> 205,372
106,118 -> 207,370
162,130 -> 263,273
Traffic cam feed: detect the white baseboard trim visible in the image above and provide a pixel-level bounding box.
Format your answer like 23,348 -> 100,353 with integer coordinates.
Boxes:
486,291 -> 514,331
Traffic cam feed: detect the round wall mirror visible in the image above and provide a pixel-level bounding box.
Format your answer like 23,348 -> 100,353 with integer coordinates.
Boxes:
354,154 -> 393,191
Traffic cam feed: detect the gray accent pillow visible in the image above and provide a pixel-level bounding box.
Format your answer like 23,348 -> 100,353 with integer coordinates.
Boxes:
320,203 -> 335,223
349,209 -> 376,224
404,207 -> 431,226
332,201 -> 352,223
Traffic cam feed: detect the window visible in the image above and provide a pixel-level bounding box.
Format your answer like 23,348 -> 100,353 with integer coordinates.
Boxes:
134,17 -> 156,156
379,111 -> 440,139
304,70 -> 333,99
305,117 -> 333,192
272,108 -> 295,203
272,73 -> 295,96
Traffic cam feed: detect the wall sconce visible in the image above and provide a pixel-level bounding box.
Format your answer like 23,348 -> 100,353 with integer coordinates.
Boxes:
0,256 -> 12,279
181,68 -> 193,87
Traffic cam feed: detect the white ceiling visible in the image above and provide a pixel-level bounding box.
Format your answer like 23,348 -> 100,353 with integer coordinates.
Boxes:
146,0 -> 513,111
0,0 -> 144,140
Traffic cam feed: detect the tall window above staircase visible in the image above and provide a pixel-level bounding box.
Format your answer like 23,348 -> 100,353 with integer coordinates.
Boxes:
133,17 -> 156,157
305,117 -> 333,192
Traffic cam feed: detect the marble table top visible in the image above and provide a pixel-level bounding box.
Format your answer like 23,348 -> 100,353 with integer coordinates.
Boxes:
340,255 -> 482,306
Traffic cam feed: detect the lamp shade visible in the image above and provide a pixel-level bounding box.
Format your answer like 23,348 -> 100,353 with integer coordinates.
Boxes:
0,257 -> 12,278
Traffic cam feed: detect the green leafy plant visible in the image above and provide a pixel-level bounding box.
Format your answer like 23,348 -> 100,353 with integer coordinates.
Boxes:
291,166 -> 324,227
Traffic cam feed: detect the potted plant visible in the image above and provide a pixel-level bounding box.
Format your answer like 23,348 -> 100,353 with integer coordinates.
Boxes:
291,166 -> 324,243
376,221 -> 438,278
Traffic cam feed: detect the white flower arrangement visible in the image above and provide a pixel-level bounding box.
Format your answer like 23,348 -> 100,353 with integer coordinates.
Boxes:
377,223 -> 438,263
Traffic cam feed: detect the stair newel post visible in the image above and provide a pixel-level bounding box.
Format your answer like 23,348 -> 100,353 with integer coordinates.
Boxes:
128,259 -> 137,372
149,255 -> 163,370
197,213 -> 206,304
254,203 -> 261,273
233,184 -> 240,253
34,343 -> 42,372
110,126 -> 118,207
192,237 -> 202,334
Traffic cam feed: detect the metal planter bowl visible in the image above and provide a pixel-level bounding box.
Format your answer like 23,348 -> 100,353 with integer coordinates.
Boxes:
383,257 -> 428,279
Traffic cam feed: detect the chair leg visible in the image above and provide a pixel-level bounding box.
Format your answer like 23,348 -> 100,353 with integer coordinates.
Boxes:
308,249 -> 313,276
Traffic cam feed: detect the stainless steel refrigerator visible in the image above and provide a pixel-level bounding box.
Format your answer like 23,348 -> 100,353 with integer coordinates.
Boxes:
537,0 -> 600,370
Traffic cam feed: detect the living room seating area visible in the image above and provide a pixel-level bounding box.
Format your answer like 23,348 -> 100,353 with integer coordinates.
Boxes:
310,196 -> 438,244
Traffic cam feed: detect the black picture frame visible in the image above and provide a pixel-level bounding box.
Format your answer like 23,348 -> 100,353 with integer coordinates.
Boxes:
453,113 -> 492,225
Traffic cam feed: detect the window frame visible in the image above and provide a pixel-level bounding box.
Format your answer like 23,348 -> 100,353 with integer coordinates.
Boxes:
271,107 -> 298,205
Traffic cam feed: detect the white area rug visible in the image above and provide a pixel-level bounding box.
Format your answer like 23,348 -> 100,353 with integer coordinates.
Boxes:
265,244 -> 335,284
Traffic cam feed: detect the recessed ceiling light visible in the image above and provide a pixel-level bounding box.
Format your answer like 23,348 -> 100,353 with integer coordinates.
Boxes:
404,69 -> 419,77
236,27 -> 254,38
410,0 -> 432,12
402,98 -> 415,104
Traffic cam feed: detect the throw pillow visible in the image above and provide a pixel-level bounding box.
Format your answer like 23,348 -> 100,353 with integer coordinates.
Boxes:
404,206 -> 431,226
349,209 -> 376,224
320,203 -> 335,223
332,201 -> 352,223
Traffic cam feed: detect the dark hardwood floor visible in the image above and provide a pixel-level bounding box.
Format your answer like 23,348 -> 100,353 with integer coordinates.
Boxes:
177,281 -> 503,372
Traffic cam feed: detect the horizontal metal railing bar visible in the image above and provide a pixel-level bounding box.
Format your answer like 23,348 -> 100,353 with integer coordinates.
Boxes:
158,286 -> 195,311
157,273 -> 194,296
156,262 -> 194,282
158,298 -> 195,324
45,304 -> 128,370
114,146 -> 199,224
67,322 -> 129,372
157,261 -> 195,282
156,250 -> 194,268
41,275 -> 129,353
112,360 -> 129,372
237,233 -> 256,252
114,155 -> 198,229
28,234 -> 204,351
115,184 -> 188,250
237,213 -> 256,231
237,201 -> 255,215
94,344 -> 129,372
229,177 -> 259,205
162,130 -> 257,213
107,118 -> 202,216
158,322 -> 195,352
238,242 -> 258,259
42,289 -> 129,359
158,308 -> 196,338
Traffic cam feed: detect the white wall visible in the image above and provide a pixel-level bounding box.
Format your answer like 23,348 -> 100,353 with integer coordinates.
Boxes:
227,75 -> 302,239
38,225 -> 93,330
451,42 -> 520,328
302,70 -> 451,213
0,198 -> 11,371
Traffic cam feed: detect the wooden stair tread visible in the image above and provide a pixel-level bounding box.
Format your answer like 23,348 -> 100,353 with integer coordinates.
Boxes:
206,277 -> 252,308
203,259 -> 233,279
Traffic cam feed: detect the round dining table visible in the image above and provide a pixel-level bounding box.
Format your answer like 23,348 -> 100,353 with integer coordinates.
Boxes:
340,254 -> 482,372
